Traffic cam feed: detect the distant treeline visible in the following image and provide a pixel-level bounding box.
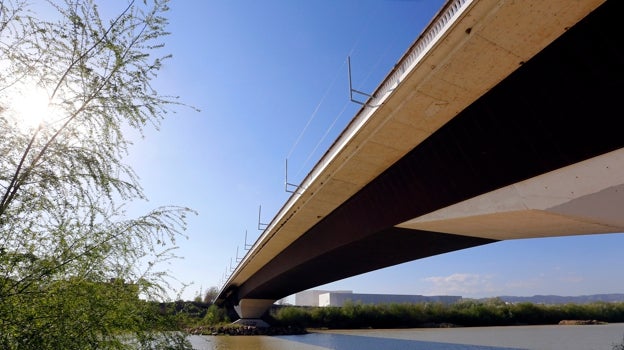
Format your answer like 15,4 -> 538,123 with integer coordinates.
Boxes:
498,294 -> 624,304
153,298 -> 624,330
269,299 -> 624,329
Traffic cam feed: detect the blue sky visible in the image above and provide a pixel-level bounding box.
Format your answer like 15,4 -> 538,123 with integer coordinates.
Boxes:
120,0 -> 624,301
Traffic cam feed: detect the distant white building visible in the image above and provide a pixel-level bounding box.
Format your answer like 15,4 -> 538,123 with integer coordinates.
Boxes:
295,290 -> 353,306
295,290 -> 460,307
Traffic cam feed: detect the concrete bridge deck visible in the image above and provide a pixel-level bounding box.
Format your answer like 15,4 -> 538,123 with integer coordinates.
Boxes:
216,0 -> 623,321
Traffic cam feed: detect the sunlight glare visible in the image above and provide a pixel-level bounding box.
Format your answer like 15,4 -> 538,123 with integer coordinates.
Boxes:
7,82 -> 52,131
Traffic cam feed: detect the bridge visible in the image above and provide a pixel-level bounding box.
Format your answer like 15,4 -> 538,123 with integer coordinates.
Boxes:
215,0 -> 623,323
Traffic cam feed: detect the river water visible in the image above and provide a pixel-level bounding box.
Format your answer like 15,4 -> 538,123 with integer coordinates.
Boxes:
188,323 -> 624,350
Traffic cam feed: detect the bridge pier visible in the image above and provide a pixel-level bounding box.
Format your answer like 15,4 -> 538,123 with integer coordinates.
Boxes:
232,298 -> 274,327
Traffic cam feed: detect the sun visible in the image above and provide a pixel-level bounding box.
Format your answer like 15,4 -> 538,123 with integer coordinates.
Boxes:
5,81 -> 53,131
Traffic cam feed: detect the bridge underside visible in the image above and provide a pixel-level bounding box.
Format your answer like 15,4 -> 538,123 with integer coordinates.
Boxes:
226,0 -> 623,315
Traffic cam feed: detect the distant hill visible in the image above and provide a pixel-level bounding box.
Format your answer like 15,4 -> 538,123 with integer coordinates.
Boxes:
493,294 -> 624,304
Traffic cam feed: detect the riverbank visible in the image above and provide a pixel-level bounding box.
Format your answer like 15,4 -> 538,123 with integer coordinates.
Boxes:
271,300 -> 624,329
170,300 -> 624,336
186,319 -> 610,338
559,319 -> 608,325
186,324 -> 307,336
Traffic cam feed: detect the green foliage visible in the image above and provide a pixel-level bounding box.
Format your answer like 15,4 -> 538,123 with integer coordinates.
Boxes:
274,306 -> 312,327
201,304 -> 230,326
131,300 -> 227,329
272,301 -> 624,329
203,286 -> 219,303
0,0 -> 196,348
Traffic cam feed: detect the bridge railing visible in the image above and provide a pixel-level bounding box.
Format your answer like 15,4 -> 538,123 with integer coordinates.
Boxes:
366,0 -> 470,108
219,0 -> 474,297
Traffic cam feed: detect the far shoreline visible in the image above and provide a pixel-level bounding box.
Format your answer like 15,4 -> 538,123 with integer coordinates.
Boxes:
186,319 -> 610,337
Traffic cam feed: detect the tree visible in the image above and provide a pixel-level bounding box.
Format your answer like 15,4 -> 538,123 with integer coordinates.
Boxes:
0,0 -> 195,348
203,286 -> 219,303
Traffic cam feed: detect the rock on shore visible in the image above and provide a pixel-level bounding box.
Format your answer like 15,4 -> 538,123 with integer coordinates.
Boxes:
186,324 -> 307,336
558,320 -> 607,325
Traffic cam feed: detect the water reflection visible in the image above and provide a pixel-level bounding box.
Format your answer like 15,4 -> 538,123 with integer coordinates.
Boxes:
188,334 -> 522,350
188,334 -> 328,350
278,333 -> 524,350
188,324 -> 624,350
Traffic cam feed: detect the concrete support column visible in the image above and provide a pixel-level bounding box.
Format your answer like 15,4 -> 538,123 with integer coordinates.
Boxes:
233,298 -> 275,327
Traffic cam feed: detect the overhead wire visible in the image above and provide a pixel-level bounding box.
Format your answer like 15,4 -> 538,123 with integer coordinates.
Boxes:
285,8 -> 371,163
292,36 -> 399,179
286,6 -> 406,185
294,99 -> 351,179
285,58 -> 347,160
